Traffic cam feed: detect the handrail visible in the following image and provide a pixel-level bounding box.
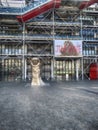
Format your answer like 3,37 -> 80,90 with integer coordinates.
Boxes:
0,0 -> 52,15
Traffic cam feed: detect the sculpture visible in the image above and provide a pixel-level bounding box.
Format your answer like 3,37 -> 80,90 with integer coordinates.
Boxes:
30,57 -> 45,86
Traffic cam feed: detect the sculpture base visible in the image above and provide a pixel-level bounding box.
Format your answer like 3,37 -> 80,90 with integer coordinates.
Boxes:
31,78 -> 45,86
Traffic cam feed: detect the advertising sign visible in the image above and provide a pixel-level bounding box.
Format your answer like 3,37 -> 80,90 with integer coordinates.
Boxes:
54,40 -> 82,57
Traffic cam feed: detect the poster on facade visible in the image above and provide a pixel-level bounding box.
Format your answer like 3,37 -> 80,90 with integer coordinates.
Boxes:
54,40 -> 82,57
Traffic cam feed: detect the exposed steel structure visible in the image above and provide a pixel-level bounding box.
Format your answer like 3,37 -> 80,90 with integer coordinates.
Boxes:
17,0 -> 98,22
0,0 -> 98,81
17,0 -> 61,22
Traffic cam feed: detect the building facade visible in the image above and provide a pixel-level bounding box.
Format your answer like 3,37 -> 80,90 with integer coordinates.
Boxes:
0,0 -> 98,81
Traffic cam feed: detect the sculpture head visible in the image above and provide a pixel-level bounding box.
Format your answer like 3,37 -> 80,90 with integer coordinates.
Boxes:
32,57 -> 40,65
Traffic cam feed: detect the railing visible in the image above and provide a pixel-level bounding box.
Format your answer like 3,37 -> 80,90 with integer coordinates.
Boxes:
0,0 -> 51,15
1,33 -> 98,40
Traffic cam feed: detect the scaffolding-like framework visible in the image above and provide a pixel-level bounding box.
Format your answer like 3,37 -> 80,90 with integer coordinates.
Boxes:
0,0 -> 98,81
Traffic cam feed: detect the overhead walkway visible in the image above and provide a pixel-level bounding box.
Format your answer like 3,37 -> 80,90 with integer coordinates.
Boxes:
79,0 -> 98,10
0,34 -> 98,41
0,0 -> 61,22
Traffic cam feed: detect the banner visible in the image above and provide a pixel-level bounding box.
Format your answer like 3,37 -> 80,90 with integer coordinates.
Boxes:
54,40 -> 82,57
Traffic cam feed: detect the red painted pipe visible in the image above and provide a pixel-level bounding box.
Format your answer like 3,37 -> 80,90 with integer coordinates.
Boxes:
79,0 -> 98,10
17,0 -> 61,22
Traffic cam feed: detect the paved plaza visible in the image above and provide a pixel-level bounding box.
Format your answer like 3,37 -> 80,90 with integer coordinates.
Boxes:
0,80 -> 98,130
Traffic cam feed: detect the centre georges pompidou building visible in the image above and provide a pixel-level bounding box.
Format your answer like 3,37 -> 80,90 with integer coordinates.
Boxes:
0,0 -> 98,82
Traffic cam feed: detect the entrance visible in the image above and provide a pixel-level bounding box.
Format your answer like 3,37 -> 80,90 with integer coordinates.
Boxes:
54,58 -> 82,81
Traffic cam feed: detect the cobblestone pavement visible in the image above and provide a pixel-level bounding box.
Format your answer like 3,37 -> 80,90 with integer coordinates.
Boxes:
0,80 -> 98,130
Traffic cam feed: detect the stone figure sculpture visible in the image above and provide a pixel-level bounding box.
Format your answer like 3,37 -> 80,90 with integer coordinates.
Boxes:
30,57 -> 45,86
